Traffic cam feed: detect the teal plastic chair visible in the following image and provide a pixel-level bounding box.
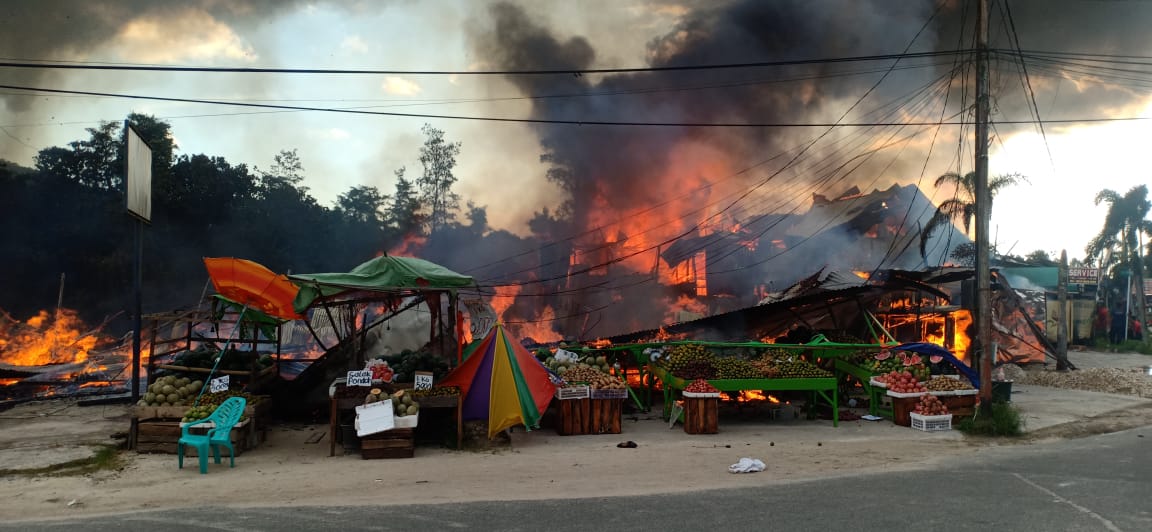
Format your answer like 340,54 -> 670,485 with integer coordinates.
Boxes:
178,396 -> 247,474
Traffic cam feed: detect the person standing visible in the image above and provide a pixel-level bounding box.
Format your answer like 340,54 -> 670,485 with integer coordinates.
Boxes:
1110,302 -> 1127,344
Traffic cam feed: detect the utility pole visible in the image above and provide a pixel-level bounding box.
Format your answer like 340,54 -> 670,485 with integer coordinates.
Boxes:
974,0 -> 994,410
1057,250 -> 1069,370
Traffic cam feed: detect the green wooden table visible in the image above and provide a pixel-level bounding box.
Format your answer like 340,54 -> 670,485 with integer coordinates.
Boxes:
832,358 -> 892,419
652,366 -> 840,427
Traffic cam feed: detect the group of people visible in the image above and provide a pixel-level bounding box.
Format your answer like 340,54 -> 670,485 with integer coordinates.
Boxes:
1097,303 -> 1144,344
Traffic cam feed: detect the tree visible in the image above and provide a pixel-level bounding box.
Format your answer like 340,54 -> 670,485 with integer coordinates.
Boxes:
34,121 -> 121,190
387,167 -> 423,237
919,171 -> 1028,261
336,186 -> 388,226
1023,249 -> 1056,266
1085,184 -> 1152,345
416,124 -> 461,233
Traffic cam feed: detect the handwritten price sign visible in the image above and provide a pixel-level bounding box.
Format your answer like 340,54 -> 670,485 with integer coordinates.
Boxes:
414,371 -> 434,390
347,370 -> 372,387
209,375 -> 230,393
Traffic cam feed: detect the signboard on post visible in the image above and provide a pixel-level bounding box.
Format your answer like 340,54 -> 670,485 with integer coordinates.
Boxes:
1068,268 -> 1098,284
125,124 -> 153,223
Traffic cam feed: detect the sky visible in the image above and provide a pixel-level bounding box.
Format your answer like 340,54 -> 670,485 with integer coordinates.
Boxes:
3,0 -> 1152,264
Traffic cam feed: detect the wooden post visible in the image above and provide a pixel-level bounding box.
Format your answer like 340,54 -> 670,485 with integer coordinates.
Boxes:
974,0 -> 994,411
1056,250 -> 1070,370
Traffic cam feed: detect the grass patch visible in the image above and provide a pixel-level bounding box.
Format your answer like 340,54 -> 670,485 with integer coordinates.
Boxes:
956,402 -> 1024,437
0,444 -> 123,477
1087,338 -> 1152,354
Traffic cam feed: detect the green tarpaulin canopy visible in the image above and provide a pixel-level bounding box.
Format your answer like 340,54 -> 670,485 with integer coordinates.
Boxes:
287,255 -> 475,313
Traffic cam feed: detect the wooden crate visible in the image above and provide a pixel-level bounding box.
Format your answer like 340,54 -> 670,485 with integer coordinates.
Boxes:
938,394 -> 976,418
684,397 -> 718,434
361,428 -> 414,459
556,397 -> 592,435
135,419 -> 259,456
891,395 -> 920,427
589,398 -> 623,434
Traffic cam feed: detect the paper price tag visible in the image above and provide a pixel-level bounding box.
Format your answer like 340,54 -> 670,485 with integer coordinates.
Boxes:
209,375 -> 230,393
414,371 -> 434,390
347,370 -> 372,387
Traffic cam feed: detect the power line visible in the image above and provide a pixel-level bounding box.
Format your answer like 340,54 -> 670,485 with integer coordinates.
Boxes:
1002,0 -> 1055,172
0,50 -> 970,76
2,84 -> 1144,128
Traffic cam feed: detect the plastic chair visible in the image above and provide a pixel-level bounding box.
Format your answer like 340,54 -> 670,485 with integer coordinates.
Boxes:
178,396 -> 247,474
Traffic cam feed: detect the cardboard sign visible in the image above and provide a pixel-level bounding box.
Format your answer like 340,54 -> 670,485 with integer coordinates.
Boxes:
209,375 -> 229,393
347,370 -> 372,387
356,399 -> 395,436
461,297 -> 497,339
414,371 -> 434,390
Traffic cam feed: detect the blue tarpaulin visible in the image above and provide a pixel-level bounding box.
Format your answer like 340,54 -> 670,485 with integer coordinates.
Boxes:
895,342 -> 980,389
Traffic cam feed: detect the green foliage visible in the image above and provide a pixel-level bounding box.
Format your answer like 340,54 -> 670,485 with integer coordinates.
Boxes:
956,402 -> 1024,437
417,123 -> 462,233
920,171 -> 1027,261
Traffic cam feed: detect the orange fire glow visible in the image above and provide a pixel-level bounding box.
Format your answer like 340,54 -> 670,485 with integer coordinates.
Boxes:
665,294 -> 708,325
0,309 -> 103,366
736,390 -> 768,402
513,305 -> 563,343
384,233 -> 428,257
490,285 -> 522,321
0,378 -> 18,386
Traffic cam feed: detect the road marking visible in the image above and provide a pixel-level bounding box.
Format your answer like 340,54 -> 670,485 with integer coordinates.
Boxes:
1013,473 -> 1122,532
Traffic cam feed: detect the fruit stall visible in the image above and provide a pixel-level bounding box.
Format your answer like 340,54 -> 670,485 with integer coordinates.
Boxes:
555,337 -> 981,432
543,351 -> 631,436
650,343 -> 841,427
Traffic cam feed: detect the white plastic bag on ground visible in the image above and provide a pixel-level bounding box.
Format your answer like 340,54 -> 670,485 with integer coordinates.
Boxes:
728,457 -> 766,473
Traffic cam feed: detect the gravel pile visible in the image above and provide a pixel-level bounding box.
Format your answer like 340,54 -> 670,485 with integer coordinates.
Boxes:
1014,366 -> 1152,398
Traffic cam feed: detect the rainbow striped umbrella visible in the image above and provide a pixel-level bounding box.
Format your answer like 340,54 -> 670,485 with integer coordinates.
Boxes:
439,323 -> 556,439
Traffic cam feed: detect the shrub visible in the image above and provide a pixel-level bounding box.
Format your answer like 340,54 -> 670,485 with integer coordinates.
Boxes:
956,401 -> 1023,437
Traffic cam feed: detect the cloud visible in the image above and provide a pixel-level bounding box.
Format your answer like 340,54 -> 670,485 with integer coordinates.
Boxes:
109,9 -> 256,63
340,35 -> 369,54
381,76 -> 422,96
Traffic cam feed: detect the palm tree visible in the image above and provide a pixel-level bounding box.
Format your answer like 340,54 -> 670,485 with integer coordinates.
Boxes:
1085,184 -> 1152,346
919,171 -> 1028,261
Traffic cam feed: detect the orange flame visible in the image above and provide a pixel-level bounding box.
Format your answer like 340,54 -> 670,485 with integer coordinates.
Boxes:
737,390 -> 768,402
490,285 -> 522,321
0,309 -> 102,366
384,233 -> 427,257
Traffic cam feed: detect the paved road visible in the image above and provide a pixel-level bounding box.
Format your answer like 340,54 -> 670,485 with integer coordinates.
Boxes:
5,427 -> 1150,531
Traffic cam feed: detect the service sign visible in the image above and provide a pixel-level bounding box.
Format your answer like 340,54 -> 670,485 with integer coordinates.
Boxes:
414,371 -> 434,390
1068,267 -> 1099,283
209,375 -> 230,393
347,370 -> 372,387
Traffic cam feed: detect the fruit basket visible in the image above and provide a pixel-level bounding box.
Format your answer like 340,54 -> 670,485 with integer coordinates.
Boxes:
886,390 -> 928,398
591,387 -> 628,400
556,385 -> 591,400
909,412 -> 952,432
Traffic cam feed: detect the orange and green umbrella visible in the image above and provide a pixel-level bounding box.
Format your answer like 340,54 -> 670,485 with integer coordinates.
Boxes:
203,257 -> 303,321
